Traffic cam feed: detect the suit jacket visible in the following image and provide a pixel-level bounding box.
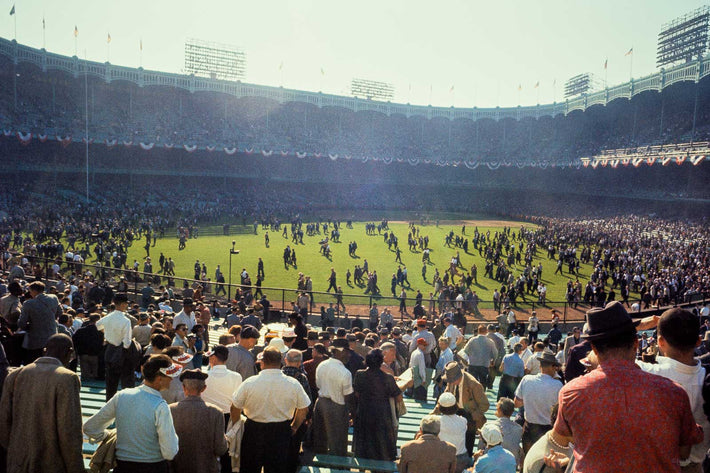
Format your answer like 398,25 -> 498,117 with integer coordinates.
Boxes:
18,293 -> 61,350
562,335 -> 582,363
398,434 -> 456,473
169,396 -> 228,473
73,324 -> 104,356
433,371 -> 489,430
487,332 -> 506,365
0,358 -> 84,473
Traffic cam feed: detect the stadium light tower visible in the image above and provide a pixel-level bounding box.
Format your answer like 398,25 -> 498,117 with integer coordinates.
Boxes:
563,73 -> 601,98
351,78 -> 395,101
657,6 -> 710,69
228,241 -> 240,301
184,38 -> 246,81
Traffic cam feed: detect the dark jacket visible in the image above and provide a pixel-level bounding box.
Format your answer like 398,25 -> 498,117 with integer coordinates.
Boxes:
72,324 -> 104,356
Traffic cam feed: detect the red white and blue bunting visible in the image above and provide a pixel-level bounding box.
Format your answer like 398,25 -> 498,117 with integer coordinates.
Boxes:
1,130 -> 707,170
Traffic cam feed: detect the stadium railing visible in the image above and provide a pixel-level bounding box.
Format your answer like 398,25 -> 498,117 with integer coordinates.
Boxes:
19,255 -> 709,333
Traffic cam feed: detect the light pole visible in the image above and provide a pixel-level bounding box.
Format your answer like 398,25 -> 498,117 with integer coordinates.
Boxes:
228,240 -> 239,301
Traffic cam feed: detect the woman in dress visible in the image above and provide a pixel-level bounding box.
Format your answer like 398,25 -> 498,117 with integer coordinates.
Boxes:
352,349 -> 402,461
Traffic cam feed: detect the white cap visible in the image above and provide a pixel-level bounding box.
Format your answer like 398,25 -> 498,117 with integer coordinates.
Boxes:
480,422 -> 503,446
268,337 -> 288,354
438,392 -> 457,408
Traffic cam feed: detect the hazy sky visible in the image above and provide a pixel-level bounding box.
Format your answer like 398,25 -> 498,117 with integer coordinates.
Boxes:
1,0 -> 707,107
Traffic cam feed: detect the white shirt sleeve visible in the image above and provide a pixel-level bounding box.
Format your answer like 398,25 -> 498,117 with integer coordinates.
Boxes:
342,370 -> 354,397
232,379 -> 248,408
122,318 -> 132,349
154,402 -> 179,460
83,393 -> 118,442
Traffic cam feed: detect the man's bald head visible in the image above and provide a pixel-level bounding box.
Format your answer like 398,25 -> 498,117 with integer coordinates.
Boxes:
44,334 -> 74,366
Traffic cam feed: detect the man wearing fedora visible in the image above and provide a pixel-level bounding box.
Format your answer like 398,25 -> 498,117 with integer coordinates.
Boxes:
514,349 -> 563,453
433,361 -> 488,456
550,301 -> 703,473
169,369 -> 228,473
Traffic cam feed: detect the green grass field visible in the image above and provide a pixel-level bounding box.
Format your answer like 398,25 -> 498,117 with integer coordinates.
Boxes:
122,220 -> 590,307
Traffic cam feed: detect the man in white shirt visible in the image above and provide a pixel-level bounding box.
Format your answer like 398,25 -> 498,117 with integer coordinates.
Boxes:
637,308 -> 710,472
96,292 -> 135,401
525,342 -> 545,375
506,308 -> 517,337
203,345 -> 243,415
507,329 -> 522,351
436,392 -> 470,471
202,345 -> 242,473
514,349 -> 563,453
442,316 -> 463,349
409,338 -> 429,401
313,339 -> 354,456
232,347 -> 310,473
519,338 -> 533,366
173,298 -> 196,331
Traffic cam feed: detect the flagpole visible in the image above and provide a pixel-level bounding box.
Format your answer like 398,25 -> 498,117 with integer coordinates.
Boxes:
139,39 -> 143,68
84,49 -> 90,202
42,17 -> 46,49
13,11 -> 16,41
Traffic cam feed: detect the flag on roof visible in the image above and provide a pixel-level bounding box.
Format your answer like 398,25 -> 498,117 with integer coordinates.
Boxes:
74,25 -> 78,37
9,5 -> 15,16
625,47 -> 633,56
